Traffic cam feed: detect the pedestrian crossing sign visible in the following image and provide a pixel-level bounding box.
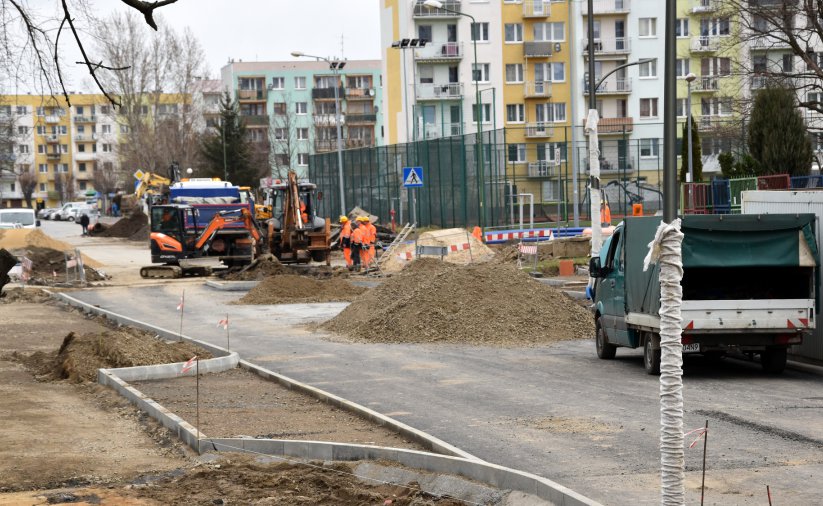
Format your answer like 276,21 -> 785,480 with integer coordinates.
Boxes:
403,167 -> 424,188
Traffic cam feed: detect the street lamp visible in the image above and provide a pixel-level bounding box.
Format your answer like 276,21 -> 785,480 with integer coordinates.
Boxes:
685,72 -> 697,183
391,38 -> 428,143
291,51 -> 347,216
422,0 -> 485,228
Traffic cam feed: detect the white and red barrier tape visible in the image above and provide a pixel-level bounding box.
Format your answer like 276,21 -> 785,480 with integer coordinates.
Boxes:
397,242 -> 472,261
485,229 -> 554,242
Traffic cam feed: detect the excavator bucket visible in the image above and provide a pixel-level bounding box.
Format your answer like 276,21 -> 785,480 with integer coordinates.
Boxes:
0,248 -> 18,296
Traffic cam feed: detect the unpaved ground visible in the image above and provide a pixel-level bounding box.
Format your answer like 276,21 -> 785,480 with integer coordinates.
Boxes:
323,258 -> 594,345
134,368 -> 426,448
236,274 -> 365,304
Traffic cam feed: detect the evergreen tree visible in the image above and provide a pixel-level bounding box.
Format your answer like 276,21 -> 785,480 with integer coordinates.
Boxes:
679,118 -> 703,182
200,92 -> 259,187
748,86 -> 813,176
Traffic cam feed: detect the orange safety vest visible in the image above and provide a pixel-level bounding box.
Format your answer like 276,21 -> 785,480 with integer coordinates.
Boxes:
351,226 -> 365,245
340,221 -> 352,243
366,223 -> 376,244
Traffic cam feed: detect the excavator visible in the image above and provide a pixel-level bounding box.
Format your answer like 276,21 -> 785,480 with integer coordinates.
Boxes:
140,206 -> 264,278
264,171 -> 331,264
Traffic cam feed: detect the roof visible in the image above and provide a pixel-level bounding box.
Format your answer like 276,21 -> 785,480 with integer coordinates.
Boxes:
220,59 -> 382,74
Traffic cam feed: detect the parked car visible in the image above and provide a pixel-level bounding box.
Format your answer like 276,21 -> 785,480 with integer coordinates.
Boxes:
0,208 -> 40,229
66,206 -> 98,222
52,202 -> 91,221
37,207 -> 58,220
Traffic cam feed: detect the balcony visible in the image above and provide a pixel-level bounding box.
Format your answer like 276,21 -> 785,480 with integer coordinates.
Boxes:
414,42 -> 463,62
693,76 -> 720,93
345,87 -> 375,100
313,114 -> 345,126
46,152 -> 63,160
581,38 -> 630,56
312,87 -> 345,100
237,89 -> 267,101
583,77 -> 632,95
691,36 -> 722,52
524,81 -> 552,98
41,133 -> 59,143
346,113 -> 376,124
594,117 -> 634,134
241,114 -> 269,126
45,115 -> 61,124
524,41 -> 553,58
527,161 -> 557,178
523,0 -> 550,18
525,123 -> 554,138
582,0 -> 631,14
73,115 -> 96,123
346,138 -> 374,149
749,35 -> 791,51
698,115 -> 732,131
314,139 -> 340,152
75,152 -> 96,161
691,0 -> 717,13
750,75 -> 770,90
416,83 -> 463,101
74,133 -> 98,142
413,0 -> 461,18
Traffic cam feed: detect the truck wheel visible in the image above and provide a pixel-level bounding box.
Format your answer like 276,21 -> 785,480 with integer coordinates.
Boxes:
761,347 -> 787,374
595,318 -> 616,360
644,335 -> 661,375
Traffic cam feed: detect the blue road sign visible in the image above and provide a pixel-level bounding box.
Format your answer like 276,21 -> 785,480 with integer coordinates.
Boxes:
403,166 -> 424,188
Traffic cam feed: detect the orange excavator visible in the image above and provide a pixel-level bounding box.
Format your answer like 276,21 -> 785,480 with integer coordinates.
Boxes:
140,206 -> 264,278
264,171 -> 331,264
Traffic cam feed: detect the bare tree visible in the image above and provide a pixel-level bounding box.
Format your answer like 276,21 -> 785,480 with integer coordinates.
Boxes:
16,166 -> 37,208
0,0 -> 179,106
268,93 -> 299,180
56,171 -> 75,203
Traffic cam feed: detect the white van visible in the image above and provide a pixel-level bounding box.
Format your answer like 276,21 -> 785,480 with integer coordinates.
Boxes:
0,208 -> 39,229
52,202 -> 90,221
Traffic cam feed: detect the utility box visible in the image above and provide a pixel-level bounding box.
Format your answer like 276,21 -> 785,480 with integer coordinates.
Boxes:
742,190 -> 823,362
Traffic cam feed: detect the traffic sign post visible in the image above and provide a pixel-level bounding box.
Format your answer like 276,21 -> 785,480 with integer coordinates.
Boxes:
403,167 -> 424,226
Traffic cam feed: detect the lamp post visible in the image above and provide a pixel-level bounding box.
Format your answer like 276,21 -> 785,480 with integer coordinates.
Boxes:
291,51 -> 347,216
685,72 -> 696,183
391,38 -> 428,143
422,0 -> 485,228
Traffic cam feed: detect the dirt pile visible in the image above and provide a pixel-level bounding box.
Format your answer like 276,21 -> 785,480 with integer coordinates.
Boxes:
130,454 -> 464,506
10,246 -> 106,284
322,258 -> 594,346
236,274 -> 364,304
495,237 -> 591,263
381,228 -> 495,273
96,212 -> 148,239
0,229 -> 102,268
20,329 -> 210,383
0,287 -> 51,303
221,255 -> 349,281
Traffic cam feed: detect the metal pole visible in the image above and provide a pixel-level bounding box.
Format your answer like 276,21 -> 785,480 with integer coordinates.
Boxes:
402,49 -> 411,143
586,0 -> 601,256
687,81 -> 694,183
222,120 -> 228,181
333,64 -> 346,216
587,0 -> 596,112
470,14 -> 483,229
663,0 -> 678,222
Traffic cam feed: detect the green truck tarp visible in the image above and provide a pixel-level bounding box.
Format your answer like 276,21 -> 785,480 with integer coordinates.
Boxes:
623,214 -> 819,316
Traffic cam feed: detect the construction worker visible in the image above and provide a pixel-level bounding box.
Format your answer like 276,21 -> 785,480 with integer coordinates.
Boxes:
363,216 -> 377,269
350,218 -> 365,272
299,197 -> 308,224
339,215 -> 353,269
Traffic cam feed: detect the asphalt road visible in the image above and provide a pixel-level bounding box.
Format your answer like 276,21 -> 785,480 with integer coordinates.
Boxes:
65,279 -> 823,506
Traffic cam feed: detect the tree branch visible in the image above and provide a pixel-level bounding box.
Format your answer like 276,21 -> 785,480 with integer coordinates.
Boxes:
119,0 -> 180,30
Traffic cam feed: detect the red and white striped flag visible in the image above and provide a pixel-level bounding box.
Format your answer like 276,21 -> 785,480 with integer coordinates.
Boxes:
217,318 -> 229,330
176,294 -> 185,312
181,355 -> 197,373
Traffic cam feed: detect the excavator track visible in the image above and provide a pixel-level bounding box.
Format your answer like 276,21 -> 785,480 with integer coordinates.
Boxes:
140,265 -> 183,279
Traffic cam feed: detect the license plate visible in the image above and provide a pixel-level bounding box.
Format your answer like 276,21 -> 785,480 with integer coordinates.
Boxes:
682,343 -> 700,353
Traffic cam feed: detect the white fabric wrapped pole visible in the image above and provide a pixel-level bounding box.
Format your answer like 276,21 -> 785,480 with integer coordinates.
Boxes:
644,219 -> 685,506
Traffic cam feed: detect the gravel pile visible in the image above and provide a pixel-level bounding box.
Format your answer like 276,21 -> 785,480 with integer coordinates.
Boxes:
235,274 -> 364,304
322,258 -> 594,346
97,212 -> 148,239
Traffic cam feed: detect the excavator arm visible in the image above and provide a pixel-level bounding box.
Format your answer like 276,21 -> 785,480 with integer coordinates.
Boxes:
195,208 -> 261,250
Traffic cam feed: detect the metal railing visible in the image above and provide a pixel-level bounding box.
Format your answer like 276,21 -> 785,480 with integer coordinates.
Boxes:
524,81 -> 552,98
413,0 -> 461,17
580,38 -> 630,54
583,77 -> 632,94
525,123 -> 554,138
524,41 -> 553,58
73,115 -> 97,123
691,0 -> 717,13
698,115 -> 731,131
691,36 -> 722,52
314,138 -> 340,152
312,87 -> 345,100
345,87 -> 375,99
582,0 -> 630,14
527,161 -> 557,178
346,113 -> 377,123
345,138 -> 374,149
46,152 -> 62,160
750,35 -> 791,50
74,133 -> 98,142
41,134 -> 59,143
414,42 -> 463,60
45,115 -> 62,124
522,0 -> 550,17
237,89 -> 266,101
313,113 -> 344,125
241,114 -> 269,126
416,83 -> 463,100
695,76 -> 720,92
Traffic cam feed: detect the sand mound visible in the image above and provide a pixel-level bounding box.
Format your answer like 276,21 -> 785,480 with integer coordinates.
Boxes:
0,229 -> 102,268
19,330 -> 209,383
97,212 -> 148,239
9,246 -> 106,283
235,274 -> 364,304
0,287 -> 52,303
322,258 -> 594,346
381,228 -> 495,273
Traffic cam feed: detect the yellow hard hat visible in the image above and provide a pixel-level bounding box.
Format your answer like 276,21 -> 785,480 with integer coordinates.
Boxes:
339,215 -> 348,223
361,215 -> 370,222
356,216 -> 365,222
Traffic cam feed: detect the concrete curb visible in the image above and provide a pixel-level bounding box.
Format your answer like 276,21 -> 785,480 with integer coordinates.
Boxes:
206,438 -> 601,506
205,280 -> 260,291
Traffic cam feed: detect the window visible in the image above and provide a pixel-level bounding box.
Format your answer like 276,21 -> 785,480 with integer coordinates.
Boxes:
472,63 -> 490,82
472,103 -> 492,123
640,98 -> 659,118
295,102 -> 308,115
102,124 -> 111,134
76,106 -> 84,115
701,57 -> 731,76
102,143 -> 112,152
39,183 -> 46,192
418,24 -> 432,42
471,22 -> 490,42
273,102 -> 287,115
92,143 -> 97,153
38,164 -> 48,173
505,23 -> 523,42
100,105 -> 110,115
36,107 -> 44,116
551,62 -> 565,82
640,138 -> 659,158
79,162 -> 87,172
550,103 -> 566,123
273,128 -> 287,140
701,17 -> 730,36
60,144 -> 68,153
676,58 -> 690,77
38,145 -> 45,154
295,76 -> 306,89
701,97 -> 733,116
78,144 -> 85,152
17,126 -> 28,135
120,124 -> 129,133
639,59 -> 658,78
18,145 -> 29,154
297,128 -> 309,140
505,64 -> 524,83
79,181 -> 87,191
297,153 -> 309,166
57,164 -> 68,173
16,106 -> 26,115
534,22 -> 564,42
675,18 -> 689,38
782,54 -> 793,73
77,125 -> 85,133
506,104 -> 525,123
508,144 -> 526,163
271,77 -> 285,89
809,92 -> 822,107
639,18 -> 657,37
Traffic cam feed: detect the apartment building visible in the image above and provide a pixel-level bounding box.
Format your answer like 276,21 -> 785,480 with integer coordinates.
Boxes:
220,60 -> 384,179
